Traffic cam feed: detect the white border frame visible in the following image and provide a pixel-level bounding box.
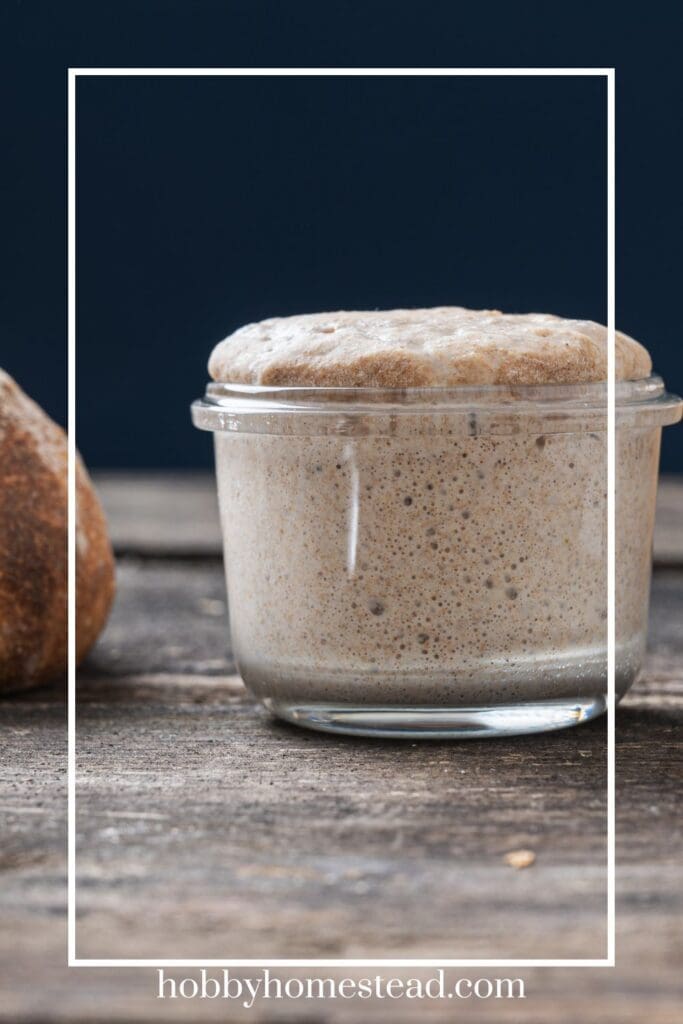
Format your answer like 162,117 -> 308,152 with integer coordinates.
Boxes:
67,66 -> 615,969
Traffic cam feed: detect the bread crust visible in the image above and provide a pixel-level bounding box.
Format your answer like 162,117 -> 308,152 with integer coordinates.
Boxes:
208,307 -> 652,387
0,370 -> 115,692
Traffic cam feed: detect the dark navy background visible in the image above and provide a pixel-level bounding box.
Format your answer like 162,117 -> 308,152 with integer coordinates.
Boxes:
1,1 -> 681,470
76,74 -> 608,468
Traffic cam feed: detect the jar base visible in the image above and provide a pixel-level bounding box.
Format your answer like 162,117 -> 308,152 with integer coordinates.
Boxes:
262,695 -> 607,739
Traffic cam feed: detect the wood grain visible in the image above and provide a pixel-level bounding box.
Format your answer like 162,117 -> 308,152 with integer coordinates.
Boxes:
653,477 -> 683,565
1,476 -> 681,1022
94,472 -> 221,557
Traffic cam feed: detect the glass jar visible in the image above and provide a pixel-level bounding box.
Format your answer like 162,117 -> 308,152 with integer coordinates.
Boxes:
192,376 -> 681,738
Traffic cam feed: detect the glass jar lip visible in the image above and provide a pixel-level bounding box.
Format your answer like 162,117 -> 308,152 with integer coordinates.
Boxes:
203,373 -> 666,406
192,374 -> 682,437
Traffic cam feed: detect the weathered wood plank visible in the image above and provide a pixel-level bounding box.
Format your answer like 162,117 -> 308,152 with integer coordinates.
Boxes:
1,460 -> 681,1020
73,675 -> 608,959
93,471 -> 683,565
654,477 -> 683,566
1,573 -> 681,1018
94,471 -> 222,557
65,561 -> 682,963
83,557 -> 232,678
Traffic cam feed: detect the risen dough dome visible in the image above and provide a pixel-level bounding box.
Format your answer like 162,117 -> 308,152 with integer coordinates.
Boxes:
208,307 -> 652,388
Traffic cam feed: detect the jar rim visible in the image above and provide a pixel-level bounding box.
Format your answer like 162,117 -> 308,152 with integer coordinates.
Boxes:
204,373 -> 665,404
192,374 -> 682,437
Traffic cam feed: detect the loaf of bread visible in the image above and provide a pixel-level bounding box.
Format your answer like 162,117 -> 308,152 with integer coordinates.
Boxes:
0,370 -> 115,692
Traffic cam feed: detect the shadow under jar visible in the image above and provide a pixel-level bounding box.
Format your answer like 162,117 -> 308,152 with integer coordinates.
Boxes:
192,377 -> 681,738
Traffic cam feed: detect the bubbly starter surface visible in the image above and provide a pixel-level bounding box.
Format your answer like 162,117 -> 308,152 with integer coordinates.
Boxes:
215,426 -> 658,708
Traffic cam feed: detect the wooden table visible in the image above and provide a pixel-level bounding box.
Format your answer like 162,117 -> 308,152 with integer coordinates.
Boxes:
1,474 -> 681,1021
